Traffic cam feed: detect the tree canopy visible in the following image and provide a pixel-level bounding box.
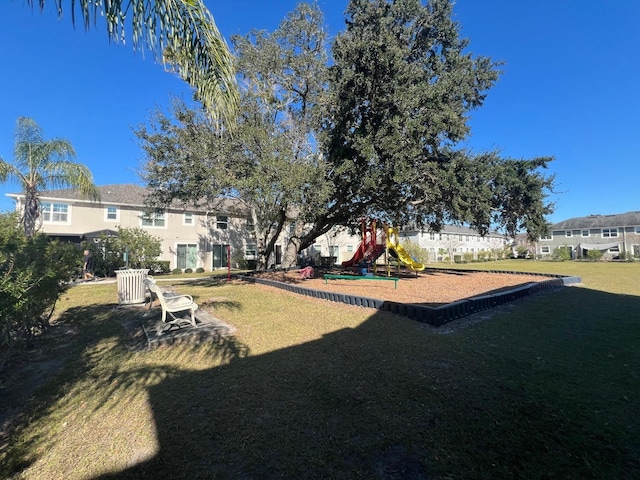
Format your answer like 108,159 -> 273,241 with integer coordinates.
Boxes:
26,0 -> 238,124
138,2 -> 331,269
137,0 -> 556,269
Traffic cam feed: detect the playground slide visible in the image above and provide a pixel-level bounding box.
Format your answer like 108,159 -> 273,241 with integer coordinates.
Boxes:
341,242 -> 367,267
389,244 -> 425,271
341,243 -> 386,267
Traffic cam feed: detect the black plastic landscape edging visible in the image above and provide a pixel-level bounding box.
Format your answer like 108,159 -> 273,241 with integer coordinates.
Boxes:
238,269 -> 581,327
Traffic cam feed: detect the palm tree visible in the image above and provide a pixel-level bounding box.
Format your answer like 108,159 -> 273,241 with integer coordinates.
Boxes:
26,0 -> 238,126
0,117 -> 100,237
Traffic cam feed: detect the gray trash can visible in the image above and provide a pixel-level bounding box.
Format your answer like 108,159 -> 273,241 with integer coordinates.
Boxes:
115,269 -> 149,304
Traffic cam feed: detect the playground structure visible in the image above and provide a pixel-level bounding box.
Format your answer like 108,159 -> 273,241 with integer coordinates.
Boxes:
341,219 -> 425,275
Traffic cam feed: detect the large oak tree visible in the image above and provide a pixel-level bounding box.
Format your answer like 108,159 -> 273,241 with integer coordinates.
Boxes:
138,0 -> 555,270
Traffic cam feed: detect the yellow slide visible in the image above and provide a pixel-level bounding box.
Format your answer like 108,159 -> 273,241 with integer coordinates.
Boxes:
386,226 -> 426,272
389,243 -> 426,271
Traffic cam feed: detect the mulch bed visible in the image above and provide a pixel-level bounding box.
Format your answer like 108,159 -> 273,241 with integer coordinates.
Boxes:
252,267 -> 551,306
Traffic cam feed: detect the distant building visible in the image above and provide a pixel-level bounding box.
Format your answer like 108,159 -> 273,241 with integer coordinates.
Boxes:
403,224 -> 510,262
534,211 -> 640,260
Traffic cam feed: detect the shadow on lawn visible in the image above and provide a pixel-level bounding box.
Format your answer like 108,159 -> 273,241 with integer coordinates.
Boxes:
3,286 -> 640,479
92,287 -> 640,479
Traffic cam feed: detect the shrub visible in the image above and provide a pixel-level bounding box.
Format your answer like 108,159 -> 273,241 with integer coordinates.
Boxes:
552,246 -> 572,261
172,268 -> 183,275
587,249 -> 603,261
462,252 -> 474,263
184,268 -> 193,274
196,267 -> 205,273
0,213 -> 79,358
146,260 -> 171,274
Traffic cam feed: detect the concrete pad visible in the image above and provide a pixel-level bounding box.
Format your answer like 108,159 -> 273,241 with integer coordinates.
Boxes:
140,308 -> 237,349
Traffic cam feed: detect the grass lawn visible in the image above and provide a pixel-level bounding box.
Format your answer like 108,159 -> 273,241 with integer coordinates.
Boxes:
1,261 -> 639,479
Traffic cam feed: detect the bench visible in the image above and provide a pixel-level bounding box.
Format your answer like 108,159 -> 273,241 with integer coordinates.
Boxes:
143,278 -> 199,333
323,274 -> 399,289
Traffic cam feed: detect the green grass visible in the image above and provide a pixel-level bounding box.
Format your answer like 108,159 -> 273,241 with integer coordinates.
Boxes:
1,261 -> 639,479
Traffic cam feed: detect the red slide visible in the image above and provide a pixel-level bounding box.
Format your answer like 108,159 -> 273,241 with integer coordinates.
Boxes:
341,243 -> 385,267
341,242 -> 368,267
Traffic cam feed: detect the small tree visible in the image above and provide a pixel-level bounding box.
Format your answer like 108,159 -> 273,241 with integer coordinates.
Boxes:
400,239 -> 429,265
95,227 -> 162,273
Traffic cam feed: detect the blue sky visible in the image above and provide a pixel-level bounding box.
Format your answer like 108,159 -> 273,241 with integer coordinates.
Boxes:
1,0 -> 638,225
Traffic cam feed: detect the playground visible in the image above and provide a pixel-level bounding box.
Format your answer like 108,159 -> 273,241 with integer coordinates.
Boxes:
254,268 -> 550,306
257,220 -> 550,306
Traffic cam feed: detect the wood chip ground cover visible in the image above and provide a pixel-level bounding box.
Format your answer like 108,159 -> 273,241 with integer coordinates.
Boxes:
253,268 -> 550,306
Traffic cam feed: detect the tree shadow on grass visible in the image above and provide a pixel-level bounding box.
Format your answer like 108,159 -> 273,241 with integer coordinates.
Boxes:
91,287 -> 640,479
3,286 -> 640,479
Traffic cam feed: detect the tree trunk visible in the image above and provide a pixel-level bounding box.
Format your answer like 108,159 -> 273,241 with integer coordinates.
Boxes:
23,191 -> 40,238
281,236 -> 301,269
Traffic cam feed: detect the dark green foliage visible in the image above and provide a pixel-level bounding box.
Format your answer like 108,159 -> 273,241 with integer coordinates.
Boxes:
195,267 -> 205,273
321,0 -> 554,240
0,213 -> 79,355
137,0 -> 556,270
172,268 -> 183,275
149,261 -> 171,274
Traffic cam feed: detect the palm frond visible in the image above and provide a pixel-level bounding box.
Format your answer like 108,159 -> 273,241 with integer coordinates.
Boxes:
28,1 -> 238,126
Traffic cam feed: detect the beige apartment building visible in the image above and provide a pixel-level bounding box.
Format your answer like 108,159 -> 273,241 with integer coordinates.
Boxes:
6,183 -> 514,270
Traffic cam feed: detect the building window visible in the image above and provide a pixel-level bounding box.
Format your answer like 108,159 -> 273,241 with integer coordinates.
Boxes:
541,246 -> 551,254
429,233 -> 435,240
41,202 -> 69,223
176,243 -> 198,270
346,245 -> 354,252
565,231 -> 573,238
540,234 -> 552,241
141,210 -> 165,228
246,217 -> 254,230
635,227 -> 640,234
216,215 -> 228,230
183,212 -> 194,226
581,230 -> 590,237
105,205 -> 119,221
245,243 -> 257,258
609,246 -> 620,253
602,228 -> 618,238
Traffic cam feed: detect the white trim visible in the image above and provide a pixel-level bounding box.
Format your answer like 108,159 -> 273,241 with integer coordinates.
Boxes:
183,212 -> 194,226
104,205 -> 119,222
41,201 -> 72,225
140,210 -> 167,229
601,227 -> 618,238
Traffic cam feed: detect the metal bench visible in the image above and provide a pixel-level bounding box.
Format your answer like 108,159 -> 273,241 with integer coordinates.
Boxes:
143,278 -> 199,333
323,274 -> 399,289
